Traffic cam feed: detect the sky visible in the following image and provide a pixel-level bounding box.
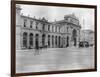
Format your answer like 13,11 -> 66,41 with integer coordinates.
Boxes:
17,4 -> 95,31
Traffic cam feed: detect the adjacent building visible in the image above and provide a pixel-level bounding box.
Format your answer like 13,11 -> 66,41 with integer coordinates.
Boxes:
80,30 -> 94,45
16,5 -> 81,50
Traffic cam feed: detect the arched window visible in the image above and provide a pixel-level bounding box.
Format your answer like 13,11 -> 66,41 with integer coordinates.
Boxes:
29,33 -> 33,48
23,32 -> 27,48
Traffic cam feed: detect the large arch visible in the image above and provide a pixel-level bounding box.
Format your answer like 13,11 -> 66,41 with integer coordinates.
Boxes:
52,35 -> 54,47
35,34 -> 39,48
59,36 -> 61,47
23,32 -> 27,48
42,34 -> 45,46
55,36 -> 57,47
29,33 -> 33,49
72,29 -> 77,46
48,35 -> 50,47
66,36 -> 69,47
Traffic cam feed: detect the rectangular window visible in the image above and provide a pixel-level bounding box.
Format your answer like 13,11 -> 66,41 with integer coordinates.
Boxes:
52,26 -> 53,32
59,27 -> 60,32
24,19 -> 27,27
36,22 -> 39,29
55,26 -> 57,32
43,24 -> 45,30
48,25 -> 50,31
30,21 -> 33,28
67,27 -> 69,33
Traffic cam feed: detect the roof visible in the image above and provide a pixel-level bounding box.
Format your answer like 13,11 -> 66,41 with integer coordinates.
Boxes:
21,15 -> 51,24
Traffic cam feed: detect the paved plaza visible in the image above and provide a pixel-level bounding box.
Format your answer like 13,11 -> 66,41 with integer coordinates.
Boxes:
16,47 -> 95,73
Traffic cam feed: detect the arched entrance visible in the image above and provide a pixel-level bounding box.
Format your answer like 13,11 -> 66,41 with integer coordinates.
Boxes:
55,36 -> 57,47
48,35 -> 50,47
72,29 -> 77,46
29,33 -> 33,49
42,34 -> 45,46
59,36 -> 61,47
23,32 -> 27,48
35,34 -> 39,48
52,35 -> 54,47
66,36 -> 69,47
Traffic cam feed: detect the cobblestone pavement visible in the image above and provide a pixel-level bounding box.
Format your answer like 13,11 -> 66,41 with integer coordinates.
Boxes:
16,46 -> 95,73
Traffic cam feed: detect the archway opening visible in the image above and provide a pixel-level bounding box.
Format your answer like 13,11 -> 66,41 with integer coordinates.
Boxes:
72,29 -> 77,46
66,36 -> 69,47
55,36 -> 57,47
52,35 -> 54,47
59,36 -> 61,47
35,34 -> 39,48
23,32 -> 27,48
42,34 -> 45,46
29,33 -> 33,49
48,35 -> 50,47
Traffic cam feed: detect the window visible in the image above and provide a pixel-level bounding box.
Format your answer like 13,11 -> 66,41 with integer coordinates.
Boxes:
67,27 -> 69,33
55,26 -> 57,32
30,21 -> 33,28
36,22 -> 38,29
42,24 -> 45,30
48,25 -> 50,31
24,19 -> 27,27
23,32 -> 27,48
52,26 -> 53,32
59,27 -> 60,32
68,18 -> 70,22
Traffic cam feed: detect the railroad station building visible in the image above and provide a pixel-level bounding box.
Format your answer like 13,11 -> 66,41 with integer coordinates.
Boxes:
16,5 -> 81,50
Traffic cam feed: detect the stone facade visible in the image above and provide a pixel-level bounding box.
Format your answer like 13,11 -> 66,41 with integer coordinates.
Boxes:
16,5 -> 81,50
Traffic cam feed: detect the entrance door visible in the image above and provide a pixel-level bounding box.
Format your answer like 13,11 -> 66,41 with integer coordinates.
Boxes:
23,32 -> 27,48
29,33 -> 33,49
72,29 -> 77,46
66,36 -> 69,47
42,34 -> 45,47
73,38 -> 76,46
48,35 -> 50,47
59,36 -> 60,47
35,34 -> 39,48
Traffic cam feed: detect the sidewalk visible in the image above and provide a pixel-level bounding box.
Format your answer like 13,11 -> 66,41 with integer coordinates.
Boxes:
16,46 -> 79,51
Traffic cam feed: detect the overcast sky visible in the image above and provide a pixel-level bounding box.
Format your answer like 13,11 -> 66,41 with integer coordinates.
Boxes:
17,4 -> 95,31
